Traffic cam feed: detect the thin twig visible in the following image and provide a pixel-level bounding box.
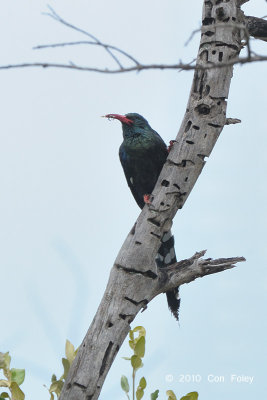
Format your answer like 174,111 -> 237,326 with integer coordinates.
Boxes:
1,8 -> 267,76
44,5 -> 124,69
33,40 -> 140,66
177,57 -> 197,73
184,25 -> 201,46
5,7 -> 263,77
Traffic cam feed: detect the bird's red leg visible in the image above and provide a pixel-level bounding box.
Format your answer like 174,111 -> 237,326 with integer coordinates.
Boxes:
167,140 -> 176,153
143,194 -> 151,204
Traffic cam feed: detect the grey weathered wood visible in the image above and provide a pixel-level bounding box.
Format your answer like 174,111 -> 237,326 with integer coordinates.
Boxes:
59,1 -> 246,399
157,251 -> 245,294
245,16 -> 267,42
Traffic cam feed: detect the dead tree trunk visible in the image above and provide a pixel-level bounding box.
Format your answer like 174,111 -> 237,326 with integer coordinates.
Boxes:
59,1 -> 246,399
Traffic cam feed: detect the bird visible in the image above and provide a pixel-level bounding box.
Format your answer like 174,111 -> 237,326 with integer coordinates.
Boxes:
104,112 -> 180,320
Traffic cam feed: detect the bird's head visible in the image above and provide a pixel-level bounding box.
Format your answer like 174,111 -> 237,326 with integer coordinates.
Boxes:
103,113 -> 151,138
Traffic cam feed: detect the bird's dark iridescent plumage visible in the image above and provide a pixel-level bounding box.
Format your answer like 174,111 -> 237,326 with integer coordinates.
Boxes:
119,113 -> 168,209
105,113 -> 180,320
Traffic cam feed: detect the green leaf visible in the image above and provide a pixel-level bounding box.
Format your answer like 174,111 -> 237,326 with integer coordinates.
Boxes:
61,358 -> 70,380
136,377 -> 146,400
128,340 -> 134,350
49,380 -> 64,396
10,369 -> 25,386
151,390 -> 159,400
166,390 -> 177,400
0,353 -> 10,371
0,353 -> 11,380
136,388 -> 144,400
139,377 -> 146,389
65,340 -> 75,364
129,326 -> 146,351
131,355 -> 142,370
51,374 -> 57,383
120,376 -> 130,393
0,354 -> 5,369
135,337 -> 145,358
0,393 -> 10,399
180,392 -> 198,400
10,382 -> 25,400
0,381 -> 9,388
133,326 -> 146,338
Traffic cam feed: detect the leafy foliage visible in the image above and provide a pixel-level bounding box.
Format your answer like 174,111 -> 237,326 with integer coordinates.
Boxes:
0,339 -> 78,400
180,393 -> 199,400
121,327 -> 199,400
151,390 -> 159,400
47,340 -> 79,400
0,352 -> 25,400
1,328 -> 199,400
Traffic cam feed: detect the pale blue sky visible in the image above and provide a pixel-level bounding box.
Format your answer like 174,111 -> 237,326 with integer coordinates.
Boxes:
0,1 -> 266,399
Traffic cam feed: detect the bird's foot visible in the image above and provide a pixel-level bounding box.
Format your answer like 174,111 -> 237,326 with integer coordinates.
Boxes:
143,194 -> 151,204
167,140 -> 176,153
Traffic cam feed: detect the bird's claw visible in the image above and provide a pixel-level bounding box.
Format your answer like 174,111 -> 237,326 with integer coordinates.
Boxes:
143,194 -> 151,204
168,140 -> 176,153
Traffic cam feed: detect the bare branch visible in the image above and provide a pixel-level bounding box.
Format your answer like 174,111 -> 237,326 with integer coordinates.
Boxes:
44,5 -> 124,69
33,40 -> 141,66
1,6 -> 265,76
1,54 -> 267,74
184,25 -> 201,46
226,118 -> 241,125
245,16 -> 267,42
29,8 -> 267,75
159,252 -> 246,293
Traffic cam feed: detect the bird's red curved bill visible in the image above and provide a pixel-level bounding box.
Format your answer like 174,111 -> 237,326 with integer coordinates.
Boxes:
103,114 -> 133,125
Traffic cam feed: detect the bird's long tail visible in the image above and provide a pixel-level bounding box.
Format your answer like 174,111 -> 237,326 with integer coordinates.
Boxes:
155,231 -> 180,320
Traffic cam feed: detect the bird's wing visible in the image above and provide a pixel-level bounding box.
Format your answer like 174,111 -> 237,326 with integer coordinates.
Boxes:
119,144 -> 144,208
152,129 -> 168,148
